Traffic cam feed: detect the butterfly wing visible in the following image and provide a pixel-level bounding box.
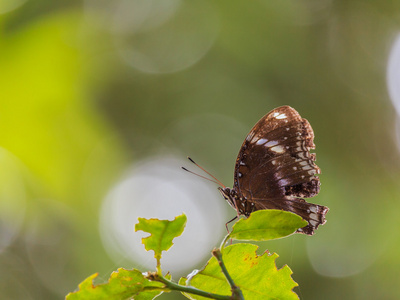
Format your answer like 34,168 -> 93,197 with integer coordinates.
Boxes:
233,106 -> 328,235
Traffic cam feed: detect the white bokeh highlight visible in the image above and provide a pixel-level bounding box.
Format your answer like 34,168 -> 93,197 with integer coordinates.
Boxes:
387,33 -> 400,153
100,156 -> 227,273
84,0 -> 219,74
387,33 -> 400,117
113,0 -> 219,74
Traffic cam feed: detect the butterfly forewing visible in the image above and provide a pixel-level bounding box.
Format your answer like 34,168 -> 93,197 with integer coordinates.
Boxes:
232,106 -> 328,235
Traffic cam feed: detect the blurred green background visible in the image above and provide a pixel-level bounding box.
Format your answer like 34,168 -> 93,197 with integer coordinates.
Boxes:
1,0 -> 400,299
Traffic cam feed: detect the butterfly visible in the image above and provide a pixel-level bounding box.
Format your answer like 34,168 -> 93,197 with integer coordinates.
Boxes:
185,106 -> 328,235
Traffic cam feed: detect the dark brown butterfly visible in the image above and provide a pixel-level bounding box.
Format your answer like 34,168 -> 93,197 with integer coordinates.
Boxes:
185,106 -> 328,235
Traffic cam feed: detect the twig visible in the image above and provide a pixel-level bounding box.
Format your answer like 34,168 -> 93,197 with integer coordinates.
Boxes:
146,272 -> 232,300
212,249 -> 244,300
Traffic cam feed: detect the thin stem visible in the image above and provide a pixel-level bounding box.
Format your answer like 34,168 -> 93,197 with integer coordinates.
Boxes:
220,233 -> 231,250
147,272 -> 232,300
156,258 -> 162,275
212,249 -> 244,300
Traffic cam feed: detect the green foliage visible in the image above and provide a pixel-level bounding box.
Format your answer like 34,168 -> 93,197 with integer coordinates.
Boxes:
135,214 -> 187,268
65,269 -> 169,300
68,212 -> 307,299
0,12 -> 125,205
179,244 -> 298,300
228,210 -> 308,241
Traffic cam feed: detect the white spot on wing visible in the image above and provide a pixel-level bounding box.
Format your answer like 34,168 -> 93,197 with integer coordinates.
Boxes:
275,113 -> 287,119
279,178 -> 290,185
256,138 -> 268,145
270,145 -> 285,153
250,135 -> 259,144
297,153 -> 306,159
265,140 -> 279,147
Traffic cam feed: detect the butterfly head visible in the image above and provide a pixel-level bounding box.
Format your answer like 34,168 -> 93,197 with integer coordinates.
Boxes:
218,187 -> 237,210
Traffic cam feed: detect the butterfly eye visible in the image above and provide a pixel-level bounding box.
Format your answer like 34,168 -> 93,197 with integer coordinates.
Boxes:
217,187 -> 230,200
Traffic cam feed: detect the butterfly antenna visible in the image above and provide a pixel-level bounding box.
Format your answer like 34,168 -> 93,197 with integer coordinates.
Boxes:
184,157 -> 226,188
181,167 -> 221,185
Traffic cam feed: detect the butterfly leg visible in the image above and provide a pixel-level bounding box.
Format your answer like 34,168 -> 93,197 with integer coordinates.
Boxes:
225,215 -> 238,233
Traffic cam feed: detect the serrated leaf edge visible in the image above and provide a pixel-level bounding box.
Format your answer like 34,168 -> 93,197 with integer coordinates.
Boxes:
180,244 -> 299,299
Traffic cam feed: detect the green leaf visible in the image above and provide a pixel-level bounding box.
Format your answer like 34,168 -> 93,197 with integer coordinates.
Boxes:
179,244 -> 299,300
66,268 -> 168,300
135,214 -> 187,265
229,210 -> 308,241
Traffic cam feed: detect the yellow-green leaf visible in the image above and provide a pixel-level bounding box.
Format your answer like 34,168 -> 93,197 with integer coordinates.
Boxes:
179,243 -> 299,300
135,214 -> 187,264
66,268 -> 168,300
